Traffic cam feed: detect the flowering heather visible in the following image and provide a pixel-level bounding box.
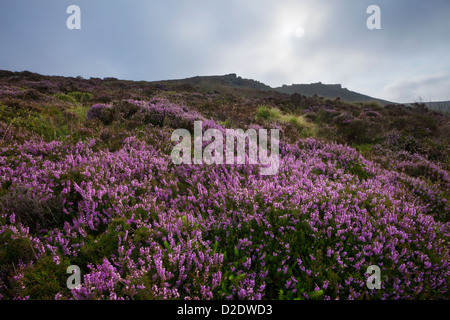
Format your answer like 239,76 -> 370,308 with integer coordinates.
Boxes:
0,118 -> 448,300
124,98 -> 206,129
86,104 -> 111,121
0,72 -> 449,300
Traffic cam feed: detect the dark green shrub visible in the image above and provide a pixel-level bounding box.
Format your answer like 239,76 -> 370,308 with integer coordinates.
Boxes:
337,119 -> 370,144
86,104 -> 114,125
0,229 -> 35,298
317,108 -> 339,124
362,101 -> 383,112
95,94 -> 113,104
113,100 -> 140,120
0,187 -> 66,234
54,93 -> 77,104
20,255 -> 72,300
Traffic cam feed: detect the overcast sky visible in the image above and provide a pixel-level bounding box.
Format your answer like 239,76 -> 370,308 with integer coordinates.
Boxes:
1,0 -> 449,103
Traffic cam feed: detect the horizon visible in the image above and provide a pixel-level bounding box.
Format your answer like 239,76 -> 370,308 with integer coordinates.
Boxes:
1,0 -> 449,103
5,68 -> 450,104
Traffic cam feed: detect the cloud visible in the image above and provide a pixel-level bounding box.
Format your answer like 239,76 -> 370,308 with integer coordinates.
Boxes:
380,71 -> 450,103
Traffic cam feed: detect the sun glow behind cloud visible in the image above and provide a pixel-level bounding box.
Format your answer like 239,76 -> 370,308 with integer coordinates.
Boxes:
219,1 -> 334,87
294,27 -> 306,38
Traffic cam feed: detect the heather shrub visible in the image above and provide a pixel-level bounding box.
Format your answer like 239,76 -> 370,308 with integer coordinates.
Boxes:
0,187 -> 66,234
155,83 -> 169,91
317,107 -> 339,123
0,228 -> 35,273
29,80 -> 60,94
113,100 -> 141,120
337,119 -> 370,144
362,101 -> 383,111
392,116 -> 409,131
0,126 -> 447,300
387,104 -> 408,117
71,217 -> 129,273
0,97 -> 43,114
97,127 -> 126,152
363,110 -> 382,118
0,120 -> 20,145
95,94 -> 113,104
86,103 -> 113,125
410,113 -> 439,135
333,112 -> 354,125
379,130 -> 449,163
0,228 -> 35,298
17,89 -> 42,101
18,255 -> 72,300
126,98 -> 204,131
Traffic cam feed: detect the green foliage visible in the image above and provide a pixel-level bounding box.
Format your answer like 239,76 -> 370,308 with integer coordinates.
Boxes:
219,118 -> 233,128
0,229 -> 36,298
345,162 -> 373,181
68,104 -> 89,121
354,143 -> 373,154
67,91 -> 92,104
73,217 -> 135,271
256,105 -> 317,137
278,288 -> 324,300
0,105 -> 69,141
20,255 -> 71,300
337,119 -> 370,144
0,229 -> 35,269
255,105 -> 283,121
54,93 -> 77,104
282,114 -> 317,136
54,92 -> 92,105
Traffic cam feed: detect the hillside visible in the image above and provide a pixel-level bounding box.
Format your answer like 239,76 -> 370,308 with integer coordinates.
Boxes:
158,73 -> 392,105
0,70 -> 448,300
274,82 -> 392,105
164,73 -> 272,91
